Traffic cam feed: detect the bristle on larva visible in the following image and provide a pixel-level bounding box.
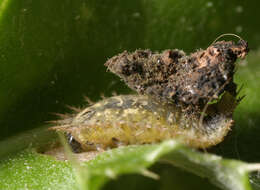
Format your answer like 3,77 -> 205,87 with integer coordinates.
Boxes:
66,105 -> 82,113
83,96 -> 95,105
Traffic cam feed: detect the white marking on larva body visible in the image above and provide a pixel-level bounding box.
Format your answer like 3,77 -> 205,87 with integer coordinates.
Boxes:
94,102 -> 102,107
115,96 -> 124,106
78,134 -> 85,141
167,113 -> 174,123
135,130 -> 144,136
140,110 -> 147,115
153,112 -> 158,115
123,108 -> 139,116
129,98 -> 137,106
145,123 -> 152,129
95,112 -> 102,117
113,110 -> 120,116
75,108 -> 91,120
141,100 -> 148,106
104,109 -> 113,116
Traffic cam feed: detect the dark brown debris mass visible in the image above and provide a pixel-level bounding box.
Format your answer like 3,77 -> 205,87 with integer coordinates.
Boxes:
105,40 -> 249,112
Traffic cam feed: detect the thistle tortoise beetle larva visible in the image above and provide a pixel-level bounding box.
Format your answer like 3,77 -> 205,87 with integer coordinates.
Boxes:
50,36 -> 249,152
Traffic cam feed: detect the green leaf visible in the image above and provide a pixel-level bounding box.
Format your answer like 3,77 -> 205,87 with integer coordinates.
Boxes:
0,150 -> 76,190
0,140 -> 259,190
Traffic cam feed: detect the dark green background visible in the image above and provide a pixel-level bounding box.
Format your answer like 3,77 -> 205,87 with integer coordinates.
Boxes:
0,0 -> 259,163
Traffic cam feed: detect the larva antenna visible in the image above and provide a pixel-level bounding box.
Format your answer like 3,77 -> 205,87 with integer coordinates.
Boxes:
211,33 -> 243,46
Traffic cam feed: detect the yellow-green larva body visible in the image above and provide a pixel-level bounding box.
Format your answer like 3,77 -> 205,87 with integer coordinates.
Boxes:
52,93 -> 236,151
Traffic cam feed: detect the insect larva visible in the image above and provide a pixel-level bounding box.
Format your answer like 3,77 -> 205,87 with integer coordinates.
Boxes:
50,36 -> 249,152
